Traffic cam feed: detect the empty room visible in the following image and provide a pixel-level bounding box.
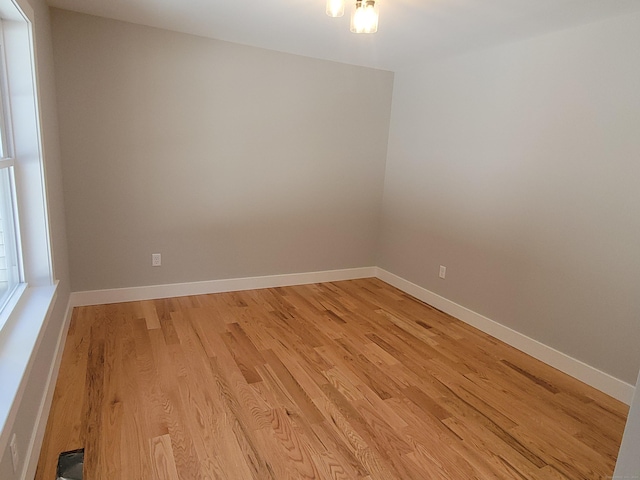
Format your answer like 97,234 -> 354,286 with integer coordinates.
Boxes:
0,0 -> 639,478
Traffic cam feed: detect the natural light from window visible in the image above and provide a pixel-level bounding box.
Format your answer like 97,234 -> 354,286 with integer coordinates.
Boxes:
0,35 -> 22,313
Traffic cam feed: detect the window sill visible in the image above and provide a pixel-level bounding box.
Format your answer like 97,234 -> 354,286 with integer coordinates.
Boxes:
0,282 -> 58,454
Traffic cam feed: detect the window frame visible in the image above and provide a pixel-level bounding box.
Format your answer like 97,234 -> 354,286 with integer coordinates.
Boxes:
0,19 -> 25,319
0,0 -> 58,471
0,0 -> 54,295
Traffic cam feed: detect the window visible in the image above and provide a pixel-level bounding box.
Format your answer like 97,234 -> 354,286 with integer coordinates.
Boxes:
0,0 -> 58,471
0,22 -> 23,313
0,0 -> 55,328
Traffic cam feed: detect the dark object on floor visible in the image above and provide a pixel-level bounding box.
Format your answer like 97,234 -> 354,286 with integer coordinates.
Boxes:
56,448 -> 84,480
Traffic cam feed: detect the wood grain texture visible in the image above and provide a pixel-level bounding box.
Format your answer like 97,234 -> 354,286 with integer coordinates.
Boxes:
35,279 -> 628,479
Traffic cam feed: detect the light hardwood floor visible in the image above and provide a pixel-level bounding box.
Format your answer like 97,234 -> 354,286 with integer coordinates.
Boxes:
36,278 -> 628,479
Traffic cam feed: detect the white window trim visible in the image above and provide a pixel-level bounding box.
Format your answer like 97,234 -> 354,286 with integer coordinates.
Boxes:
0,0 -> 58,464
0,283 -> 57,456
2,0 -> 53,287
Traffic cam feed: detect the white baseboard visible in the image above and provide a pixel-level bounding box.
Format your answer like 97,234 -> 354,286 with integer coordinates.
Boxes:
67,266 -> 634,405
375,268 -> 635,405
70,267 -> 378,307
21,298 -> 74,480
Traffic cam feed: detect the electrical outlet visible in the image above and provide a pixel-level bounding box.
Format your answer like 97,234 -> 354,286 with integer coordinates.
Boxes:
152,253 -> 161,267
10,433 -> 18,473
439,265 -> 446,279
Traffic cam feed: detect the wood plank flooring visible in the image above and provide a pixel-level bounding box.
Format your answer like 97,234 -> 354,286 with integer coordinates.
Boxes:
35,278 -> 628,479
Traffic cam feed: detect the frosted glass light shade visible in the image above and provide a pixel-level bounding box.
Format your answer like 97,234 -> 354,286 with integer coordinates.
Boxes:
350,0 -> 378,33
326,0 -> 345,17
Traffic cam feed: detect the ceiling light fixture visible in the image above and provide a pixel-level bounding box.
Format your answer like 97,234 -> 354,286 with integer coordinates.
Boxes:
326,0 -> 345,18
351,0 -> 379,33
326,0 -> 379,33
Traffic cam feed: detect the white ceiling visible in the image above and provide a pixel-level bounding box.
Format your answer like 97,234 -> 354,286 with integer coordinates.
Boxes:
45,0 -> 640,71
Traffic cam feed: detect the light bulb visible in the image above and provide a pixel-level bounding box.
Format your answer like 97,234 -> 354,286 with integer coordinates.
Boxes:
350,1 -> 365,33
362,1 -> 378,33
350,0 -> 378,33
326,0 -> 345,17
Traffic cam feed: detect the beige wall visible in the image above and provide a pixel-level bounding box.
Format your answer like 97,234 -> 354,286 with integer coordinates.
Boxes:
0,0 -> 70,478
51,9 -> 394,292
379,12 -> 640,384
